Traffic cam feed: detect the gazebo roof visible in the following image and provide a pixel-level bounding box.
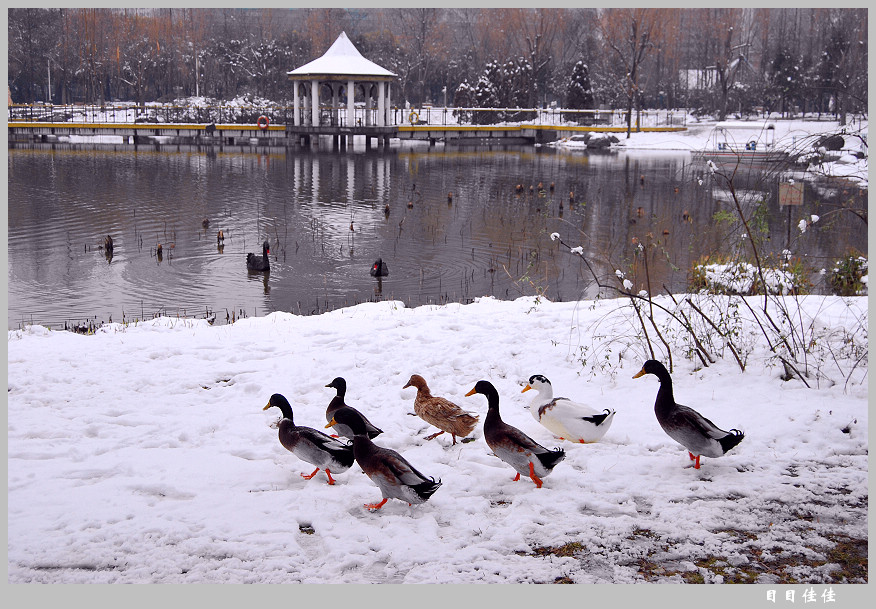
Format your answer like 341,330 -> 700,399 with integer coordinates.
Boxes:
288,32 -> 397,80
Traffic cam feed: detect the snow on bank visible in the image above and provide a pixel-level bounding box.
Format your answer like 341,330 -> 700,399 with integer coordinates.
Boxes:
550,118 -> 869,188
7,295 -> 867,584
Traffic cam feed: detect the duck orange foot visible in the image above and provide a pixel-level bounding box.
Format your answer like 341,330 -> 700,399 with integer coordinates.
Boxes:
301,468 -> 321,480
528,462 -> 544,488
688,452 -> 701,469
325,469 -> 336,485
365,498 -> 388,511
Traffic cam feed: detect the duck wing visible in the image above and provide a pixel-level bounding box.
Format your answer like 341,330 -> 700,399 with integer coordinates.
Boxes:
486,419 -> 565,476
279,422 -> 354,470
298,428 -> 354,465
358,441 -> 441,501
670,403 -> 732,439
380,446 -> 434,486
416,395 -> 479,435
487,419 -> 549,455
541,397 -> 611,424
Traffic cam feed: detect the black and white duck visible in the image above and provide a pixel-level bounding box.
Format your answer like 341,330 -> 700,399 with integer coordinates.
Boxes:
521,374 -> 615,443
466,380 -> 565,488
324,377 -> 383,440
246,240 -> 270,272
633,360 -> 744,469
326,407 -> 441,511
263,393 -> 354,485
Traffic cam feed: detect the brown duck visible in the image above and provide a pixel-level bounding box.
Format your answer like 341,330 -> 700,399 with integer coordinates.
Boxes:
403,374 -> 479,445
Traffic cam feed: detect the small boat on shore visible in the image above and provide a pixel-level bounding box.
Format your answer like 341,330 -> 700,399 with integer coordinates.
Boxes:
695,122 -> 791,163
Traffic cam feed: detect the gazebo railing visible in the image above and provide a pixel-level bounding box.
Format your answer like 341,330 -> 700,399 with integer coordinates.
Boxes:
8,102 -> 689,129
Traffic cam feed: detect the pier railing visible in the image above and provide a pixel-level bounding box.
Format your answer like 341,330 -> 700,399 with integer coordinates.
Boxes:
8,102 -> 689,129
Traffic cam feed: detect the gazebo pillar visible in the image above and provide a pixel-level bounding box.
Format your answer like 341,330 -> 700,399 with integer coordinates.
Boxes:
377,82 -> 385,127
293,81 -> 300,126
365,85 -> 373,127
347,79 -> 355,128
385,82 -> 392,126
311,79 -> 319,126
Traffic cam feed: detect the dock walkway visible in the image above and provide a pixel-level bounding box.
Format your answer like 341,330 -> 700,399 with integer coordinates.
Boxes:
8,120 -> 686,148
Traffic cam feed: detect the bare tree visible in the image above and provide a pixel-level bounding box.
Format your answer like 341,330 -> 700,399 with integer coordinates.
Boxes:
598,8 -> 669,137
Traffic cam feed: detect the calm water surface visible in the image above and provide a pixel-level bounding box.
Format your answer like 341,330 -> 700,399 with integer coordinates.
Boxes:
7,141 -> 867,330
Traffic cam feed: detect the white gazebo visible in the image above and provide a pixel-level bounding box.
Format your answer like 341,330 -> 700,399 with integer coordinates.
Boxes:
288,32 -> 397,133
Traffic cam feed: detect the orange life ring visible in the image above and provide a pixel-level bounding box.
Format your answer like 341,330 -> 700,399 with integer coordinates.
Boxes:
257,115 -> 270,130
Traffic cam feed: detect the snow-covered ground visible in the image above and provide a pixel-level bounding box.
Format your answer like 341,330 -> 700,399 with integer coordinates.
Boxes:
7,295 -> 868,585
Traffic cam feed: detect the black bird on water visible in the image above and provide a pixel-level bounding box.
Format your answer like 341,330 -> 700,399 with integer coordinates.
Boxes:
247,240 -> 270,272
370,258 -> 389,277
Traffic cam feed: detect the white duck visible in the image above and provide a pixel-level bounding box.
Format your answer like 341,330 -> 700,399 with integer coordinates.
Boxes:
521,374 -> 615,443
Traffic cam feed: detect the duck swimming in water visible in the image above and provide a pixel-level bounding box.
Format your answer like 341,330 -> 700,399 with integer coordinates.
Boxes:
370,258 -> 389,277
246,240 -> 270,272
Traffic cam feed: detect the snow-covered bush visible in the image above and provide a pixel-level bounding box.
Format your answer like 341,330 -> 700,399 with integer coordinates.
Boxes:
828,254 -> 868,296
690,256 -> 809,296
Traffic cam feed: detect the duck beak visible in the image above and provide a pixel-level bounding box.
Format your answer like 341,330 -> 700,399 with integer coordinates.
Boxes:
632,368 -> 646,379
325,418 -> 336,428
465,387 -> 476,397
402,382 -> 411,389
521,384 -> 532,393
263,403 -> 272,410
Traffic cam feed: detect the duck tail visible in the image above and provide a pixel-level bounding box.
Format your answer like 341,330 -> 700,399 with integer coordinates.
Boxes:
584,409 -> 614,426
537,447 -> 566,471
333,443 -> 356,468
719,429 -> 745,454
457,413 -> 479,436
412,477 -> 442,501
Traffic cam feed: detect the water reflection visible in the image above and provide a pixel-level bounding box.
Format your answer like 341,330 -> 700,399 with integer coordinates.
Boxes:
7,143 -> 867,330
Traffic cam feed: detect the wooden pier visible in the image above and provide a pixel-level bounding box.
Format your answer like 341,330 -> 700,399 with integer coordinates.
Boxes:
7,120 -> 686,149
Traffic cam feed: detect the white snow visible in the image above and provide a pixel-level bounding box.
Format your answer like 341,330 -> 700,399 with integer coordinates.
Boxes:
7,295 -> 868,584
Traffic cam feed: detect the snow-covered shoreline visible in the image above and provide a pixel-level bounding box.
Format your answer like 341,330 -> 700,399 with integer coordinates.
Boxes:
548,117 -> 868,188
7,295 -> 868,584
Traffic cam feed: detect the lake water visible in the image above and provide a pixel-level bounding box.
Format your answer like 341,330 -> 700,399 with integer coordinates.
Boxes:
7,140 -> 867,330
